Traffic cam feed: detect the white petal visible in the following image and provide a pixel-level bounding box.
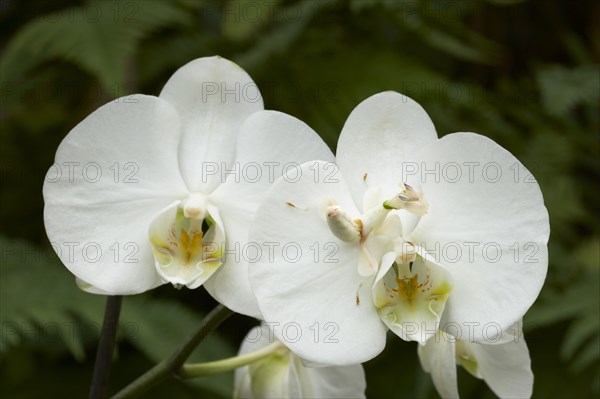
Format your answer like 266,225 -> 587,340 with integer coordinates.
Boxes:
374,213 -> 404,238
362,186 -> 383,212
235,326 -> 366,399
234,368 -> 254,399
235,325 -> 365,399
203,201 -> 262,318
239,325 -> 279,353
43,95 -> 188,294
236,325 -> 294,399
356,243 -> 378,277
418,331 -> 460,399
249,161 -> 387,365
235,325 -> 277,399
287,357 -> 309,398
206,111 -> 335,318
467,338 -> 533,398
214,110 -> 335,205
216,110 -> 335,203
303,363 -> 366,398
159,56 -> 264,193
246,356 -> 292,398
75,277 -> 110,295
408,133 -> 550,341
336,91 -> 438,209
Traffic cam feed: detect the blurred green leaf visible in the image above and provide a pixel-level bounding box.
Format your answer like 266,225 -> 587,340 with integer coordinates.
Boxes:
537,64 -> 600,117
527,273 -> 600,374
0,237 -> 234,397
221,0 -> 282,41
527,277 -> 598,327
120,299 -> 235,397
0,237 -> 104,360
561,314 -> 599,361
234,0 -> 323,69
485,0 -> 527,5
0,0 -> 193,93
574,238 -> 600,272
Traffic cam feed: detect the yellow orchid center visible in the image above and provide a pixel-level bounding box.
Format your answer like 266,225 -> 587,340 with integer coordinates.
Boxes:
148,194 -> 225,289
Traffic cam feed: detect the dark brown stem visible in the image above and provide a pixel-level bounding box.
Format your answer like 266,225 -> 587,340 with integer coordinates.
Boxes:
90,295 -> 123,399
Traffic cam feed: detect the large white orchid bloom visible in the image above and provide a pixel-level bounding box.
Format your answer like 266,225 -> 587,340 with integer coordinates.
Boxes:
43,56 -> 334,317
418,325 -> 533,399
249,91 -> 549,364
234,325 -> 366,398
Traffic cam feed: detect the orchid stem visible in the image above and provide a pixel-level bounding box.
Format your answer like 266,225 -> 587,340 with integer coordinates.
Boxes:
90,295 -> 123,399
111,304 -> 233,399
178,341 -> 284,379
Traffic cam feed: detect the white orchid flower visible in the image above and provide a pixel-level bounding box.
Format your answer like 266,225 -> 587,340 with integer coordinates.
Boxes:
249,91 -> 549,364
418,325 -> 533,399
234,325 -> 366,399
43,56 -> 334,317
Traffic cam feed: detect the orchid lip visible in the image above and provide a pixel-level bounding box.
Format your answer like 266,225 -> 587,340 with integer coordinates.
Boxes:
148,196 -> 225,289
373,252 -> 453,343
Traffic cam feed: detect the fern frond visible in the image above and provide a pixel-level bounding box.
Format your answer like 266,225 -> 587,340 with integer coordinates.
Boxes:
537,64 -> 600,117
0,0 -> 192,93
0,237 -> 234,396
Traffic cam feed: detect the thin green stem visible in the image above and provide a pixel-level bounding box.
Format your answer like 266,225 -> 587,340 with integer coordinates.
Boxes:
178,341 -> 284,379
111,304 -> 233,399
90,295 -> 123,399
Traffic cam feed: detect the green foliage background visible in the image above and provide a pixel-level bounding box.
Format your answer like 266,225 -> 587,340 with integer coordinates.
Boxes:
1,0 -> 598,397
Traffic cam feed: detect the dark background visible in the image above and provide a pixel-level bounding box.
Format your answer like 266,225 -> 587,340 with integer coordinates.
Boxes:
1,0 -> 598,398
